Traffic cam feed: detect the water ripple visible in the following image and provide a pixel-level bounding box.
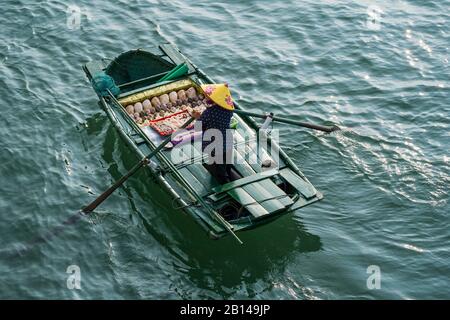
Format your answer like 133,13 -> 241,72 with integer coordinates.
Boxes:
0,0 -> 448,299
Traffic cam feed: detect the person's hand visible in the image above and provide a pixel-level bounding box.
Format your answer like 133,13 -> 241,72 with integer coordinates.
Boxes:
191,109 -> 202,119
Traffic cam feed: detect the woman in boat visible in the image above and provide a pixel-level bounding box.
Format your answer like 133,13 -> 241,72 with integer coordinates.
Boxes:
191,83 -> 240,184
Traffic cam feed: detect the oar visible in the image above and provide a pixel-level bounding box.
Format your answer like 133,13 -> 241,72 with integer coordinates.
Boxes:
189,63 -> 339,133
233,109 -> 340,133
82,115 -> 195,214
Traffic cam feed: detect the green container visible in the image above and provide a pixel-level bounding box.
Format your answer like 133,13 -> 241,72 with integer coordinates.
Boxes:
157,63 -> 189,83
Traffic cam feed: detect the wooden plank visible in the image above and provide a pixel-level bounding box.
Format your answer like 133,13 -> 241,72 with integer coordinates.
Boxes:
234,127 -> 283,173
279,168 -> 317,199
227,187 -> 254,205
186,132 -> 256,178
186,164 -> 217,194
169,144 -> 192,165
178,167 -> 208,196
179,143 -> 218,194
208,192 -> 229,202
233,130 -> 260,172
212,168 -> 279,194
234,118 -> 287,169
234,116 -> 262,172
118,79 -> 193,104
227,188 -> 269,218
130,133 -> 145,145
290,196 -> 308,211
118,71 -> 169,89
190,142 -> 206,162
137,143 -> 152,157
243,182 -> 286,214
233,147 -> 256,177
84,60 -> 107,78
159,44 -> 196,73
159,44 -> 184,64
258,179 -> 294,207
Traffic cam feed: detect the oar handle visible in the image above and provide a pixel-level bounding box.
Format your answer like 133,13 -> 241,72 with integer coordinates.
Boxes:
272,115 -> 339,133
233,109 -> 339,133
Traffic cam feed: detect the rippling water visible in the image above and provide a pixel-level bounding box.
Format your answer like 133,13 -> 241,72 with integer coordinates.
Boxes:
0,0 -> 448,299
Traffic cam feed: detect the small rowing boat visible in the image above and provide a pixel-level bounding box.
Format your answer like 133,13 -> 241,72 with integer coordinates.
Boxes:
82,43 -> 322,240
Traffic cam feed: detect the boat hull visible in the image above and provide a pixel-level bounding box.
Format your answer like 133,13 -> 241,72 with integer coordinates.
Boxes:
83,44 -> 323,240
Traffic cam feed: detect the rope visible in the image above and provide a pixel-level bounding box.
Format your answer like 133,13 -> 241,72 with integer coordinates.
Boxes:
91,72 -> 120,97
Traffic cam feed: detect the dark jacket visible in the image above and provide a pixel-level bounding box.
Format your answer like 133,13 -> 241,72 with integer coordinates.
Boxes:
199,104 -> 233,153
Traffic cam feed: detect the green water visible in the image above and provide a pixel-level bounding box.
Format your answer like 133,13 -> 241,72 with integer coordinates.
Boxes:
0,0 -> 449,299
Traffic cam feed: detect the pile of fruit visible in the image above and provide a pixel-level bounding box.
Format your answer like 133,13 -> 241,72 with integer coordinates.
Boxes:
123,86 -> 207,127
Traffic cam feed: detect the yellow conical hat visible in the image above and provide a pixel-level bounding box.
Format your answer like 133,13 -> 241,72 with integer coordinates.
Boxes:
200,83 -> 235,111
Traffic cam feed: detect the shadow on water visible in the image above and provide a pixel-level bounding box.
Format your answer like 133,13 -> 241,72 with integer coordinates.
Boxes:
167,219 -> 323,298
92,118 -> 323,298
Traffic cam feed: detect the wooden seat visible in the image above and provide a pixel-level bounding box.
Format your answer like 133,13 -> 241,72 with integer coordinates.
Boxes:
211,170 -> 294,219
227,178 -> 294,219
279,168 -> 317,199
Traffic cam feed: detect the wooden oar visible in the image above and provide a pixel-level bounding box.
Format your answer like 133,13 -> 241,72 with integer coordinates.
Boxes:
189,63 -> 339,133
233,109 -> 340,133
82,115 -> 195,214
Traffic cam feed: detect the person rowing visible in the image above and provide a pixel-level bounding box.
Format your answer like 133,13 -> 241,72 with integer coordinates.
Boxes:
191,83 -> 241,184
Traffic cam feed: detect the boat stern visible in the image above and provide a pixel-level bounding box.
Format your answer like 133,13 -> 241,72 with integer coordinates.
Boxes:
203,166 -> 323,238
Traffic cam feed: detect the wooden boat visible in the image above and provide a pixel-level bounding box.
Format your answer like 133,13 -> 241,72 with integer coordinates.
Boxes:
82,43 -> 323,241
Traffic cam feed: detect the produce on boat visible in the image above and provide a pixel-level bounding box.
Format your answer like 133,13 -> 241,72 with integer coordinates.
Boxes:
177,89 -> 187,101
159,93 -> 170,105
